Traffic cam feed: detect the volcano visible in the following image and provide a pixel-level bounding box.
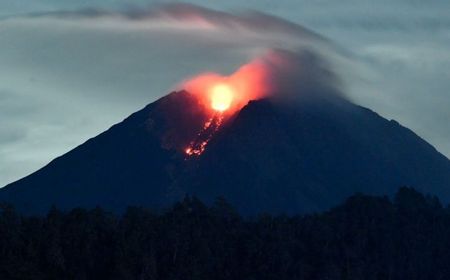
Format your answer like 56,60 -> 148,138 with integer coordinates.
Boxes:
1,90 -> 450,215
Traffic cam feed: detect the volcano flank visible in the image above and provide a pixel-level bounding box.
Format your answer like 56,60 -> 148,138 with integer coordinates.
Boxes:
1,90 -> 450,215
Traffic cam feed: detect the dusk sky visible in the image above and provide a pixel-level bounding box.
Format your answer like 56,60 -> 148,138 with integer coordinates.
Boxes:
1,0 -> 450,186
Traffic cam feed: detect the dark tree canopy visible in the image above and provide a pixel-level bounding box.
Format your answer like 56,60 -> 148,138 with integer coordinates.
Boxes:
1,187 -> 450,280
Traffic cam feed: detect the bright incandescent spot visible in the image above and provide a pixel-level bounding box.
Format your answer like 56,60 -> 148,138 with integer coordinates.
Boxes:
210,84 -> 234,112
185,82 -> 236,157
182,57 -> 270,157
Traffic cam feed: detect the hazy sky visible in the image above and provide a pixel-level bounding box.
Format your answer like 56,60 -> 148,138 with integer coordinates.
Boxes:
1,0 -> 450,187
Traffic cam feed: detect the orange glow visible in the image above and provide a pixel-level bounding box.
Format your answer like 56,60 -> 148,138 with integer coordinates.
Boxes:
182,56 -> 271,115
180,54 -> 277,157
210,84 -> 234,112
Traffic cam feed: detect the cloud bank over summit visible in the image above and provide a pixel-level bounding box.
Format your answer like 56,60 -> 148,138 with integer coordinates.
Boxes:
39,3 -> 345,99
182,48 -> 342,112
1,1 -> 450,186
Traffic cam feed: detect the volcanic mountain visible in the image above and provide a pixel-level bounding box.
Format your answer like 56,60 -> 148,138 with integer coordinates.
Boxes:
1,90 -> 450,215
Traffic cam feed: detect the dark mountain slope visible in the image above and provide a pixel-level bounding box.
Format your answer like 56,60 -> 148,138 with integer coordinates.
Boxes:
187,96 -> 450,214
0,91 -> 208,214
1,91 -> 449,214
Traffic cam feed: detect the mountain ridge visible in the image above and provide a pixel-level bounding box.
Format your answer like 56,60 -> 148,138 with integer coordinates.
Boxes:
1,90 -> 450,215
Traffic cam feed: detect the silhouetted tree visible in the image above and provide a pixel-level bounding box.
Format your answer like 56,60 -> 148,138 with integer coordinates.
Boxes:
1,188 -> 450,279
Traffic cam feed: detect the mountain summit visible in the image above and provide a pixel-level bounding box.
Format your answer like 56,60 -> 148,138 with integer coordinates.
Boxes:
1,91 -> 450,214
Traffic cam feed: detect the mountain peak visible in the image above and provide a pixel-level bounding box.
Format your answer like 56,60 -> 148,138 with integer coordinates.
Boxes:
1,90 -> 450,215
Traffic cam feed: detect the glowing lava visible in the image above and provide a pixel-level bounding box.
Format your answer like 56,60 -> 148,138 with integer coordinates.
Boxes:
210,84 -> 234,112
184,81 -> 239,157
185,82 -> 237,157
182,55 -> 271,116
185,114 -> 224,156
182,55 -> 273,157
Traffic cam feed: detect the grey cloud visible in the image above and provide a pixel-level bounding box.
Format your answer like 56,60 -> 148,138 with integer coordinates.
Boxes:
0,128 -> 26,145
12,2 -> 326,46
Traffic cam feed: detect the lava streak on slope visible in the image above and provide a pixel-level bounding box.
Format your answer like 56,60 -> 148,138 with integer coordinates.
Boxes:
184,82 -> 234,156
181,55 -> 272,157
185,113 -> 224,156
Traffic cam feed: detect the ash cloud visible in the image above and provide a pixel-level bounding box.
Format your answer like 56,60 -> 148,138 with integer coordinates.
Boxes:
256,48 -> 342,100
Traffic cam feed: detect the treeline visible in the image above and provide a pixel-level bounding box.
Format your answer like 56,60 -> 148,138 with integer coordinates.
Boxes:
1,187 -> 450,280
